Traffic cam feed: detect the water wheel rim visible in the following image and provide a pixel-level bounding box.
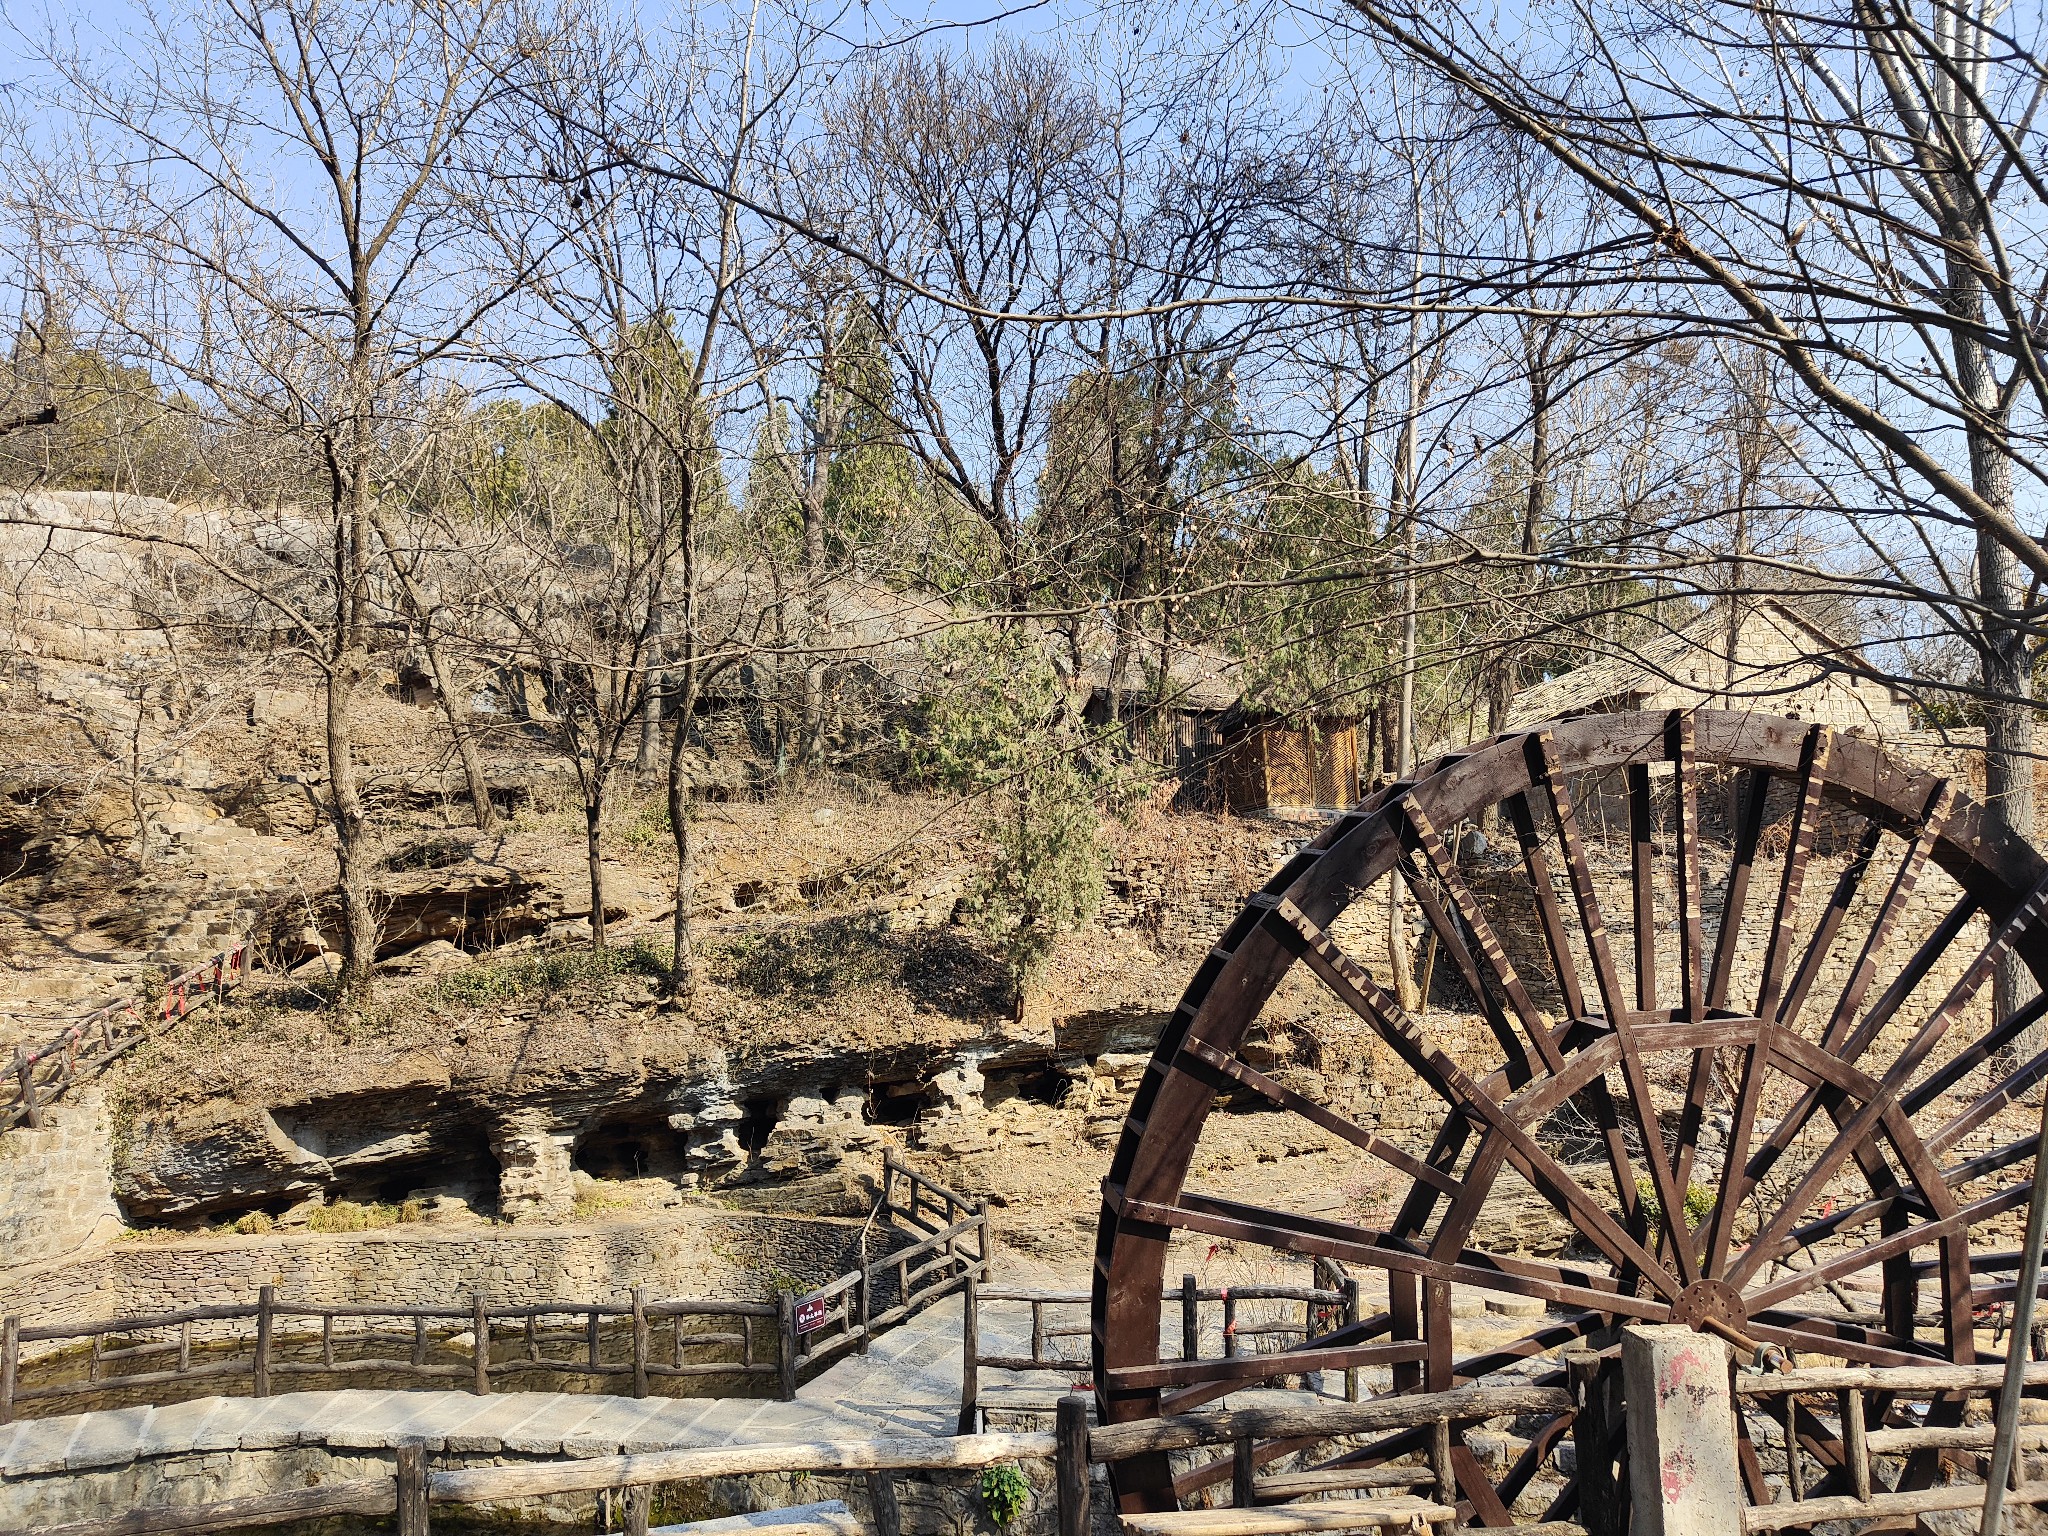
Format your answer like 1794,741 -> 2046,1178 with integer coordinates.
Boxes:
1091,709 -> 2048,1521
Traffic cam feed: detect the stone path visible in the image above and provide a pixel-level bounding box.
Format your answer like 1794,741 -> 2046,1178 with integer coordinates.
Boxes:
0,1291 -> 1041,1483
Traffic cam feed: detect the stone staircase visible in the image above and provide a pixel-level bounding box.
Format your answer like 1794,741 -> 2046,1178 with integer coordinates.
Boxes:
0,807 -> 293,1052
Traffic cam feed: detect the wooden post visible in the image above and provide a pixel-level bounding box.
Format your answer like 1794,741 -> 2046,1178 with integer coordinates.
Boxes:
396,1441 -> 428,1536
586,1307 -> 600,1372
473,1291 -> 490,1396
866,1471 -> 902,1536
180,1320 -> 192,1375
1032,1299 -> 1046,1365
957,1271 -> 981,1435
1343,1278 -> 1361,1402
1431,1416 -> 1455,1509
254,1285 -> 274,1398
777,1290 -> 798,1402
857,1266 -> 871,1356
1782,1396 -> 1802,1501
1568,1351 -> 1620,1536
1233,1433 -> 1257,1508
623,1484 -> 652,1536
1182,1274 -> 1199,1362
1842,1388 -> 1870,1505
1222,1289 -> 1237,1358
976,1199 -> 991,1278
0,1316 -> 17,1426
1057,1393 -> 1091,1536
631,1286 -> 650,1400
13,1045 -> 40,1130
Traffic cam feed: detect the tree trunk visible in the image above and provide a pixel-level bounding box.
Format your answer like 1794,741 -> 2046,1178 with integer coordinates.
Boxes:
585,791 -> 609,951
365,508 -> 497,834
326,651 -> 377,985
421,629 -> 497,835
667,663 -> 702,997
638,661 -> 663,782
1949,254 -> 2038,1045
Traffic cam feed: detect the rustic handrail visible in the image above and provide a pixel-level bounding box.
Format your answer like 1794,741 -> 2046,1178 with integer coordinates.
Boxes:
0,1387 -> 1555,1536
960,1265 -> 1357,1432
0,1153 -> 991,1425
5,939 -> 254,1134
786,1154 -> 989,1377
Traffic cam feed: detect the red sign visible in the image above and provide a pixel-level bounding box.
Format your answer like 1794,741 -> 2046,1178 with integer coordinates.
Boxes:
794,1295 -> 831,1335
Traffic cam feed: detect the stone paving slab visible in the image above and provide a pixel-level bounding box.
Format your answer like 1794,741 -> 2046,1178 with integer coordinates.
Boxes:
238,1397 -> 325,1452
438,1394 -> 557,1454
132,1397 -> 231,1462
1,1413 -> 88,1479
194,1397 -> 291,1454
317,1390 -> 412,1449
498,1393 -> 583,1456
63,1406 -> 152,1472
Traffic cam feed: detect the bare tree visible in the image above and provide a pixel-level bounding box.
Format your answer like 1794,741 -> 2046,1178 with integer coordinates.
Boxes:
26,0 -> 521,991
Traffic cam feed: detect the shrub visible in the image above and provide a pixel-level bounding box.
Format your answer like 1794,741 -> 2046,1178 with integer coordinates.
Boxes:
432,940 -> 670,1006
978,1464 -> 1030,1528
383,836 -> 473,872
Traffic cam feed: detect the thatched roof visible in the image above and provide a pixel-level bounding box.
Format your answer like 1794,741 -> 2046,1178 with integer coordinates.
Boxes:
1508,596 -> 1905,727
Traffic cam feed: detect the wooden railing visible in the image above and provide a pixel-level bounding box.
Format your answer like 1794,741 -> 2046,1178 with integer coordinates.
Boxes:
5,940 -> 253,1133
0,1152 -> 990,1423
3,1383 -> 1569,1536
958,1262 -> 1357,1432
1731,1362 -> 2048,1532
787,1151 -> 989,1376
0,1285 -> 783,1422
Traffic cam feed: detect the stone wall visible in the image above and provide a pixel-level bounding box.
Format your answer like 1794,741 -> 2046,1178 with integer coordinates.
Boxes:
0,1088 -> 121,1270
0,1208 -> 896,1334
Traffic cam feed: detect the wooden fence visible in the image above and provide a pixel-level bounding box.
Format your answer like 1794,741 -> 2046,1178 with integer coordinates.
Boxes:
788,1152 -> 990,1377
4,1383 -> 1566,1536
1729,1362 -> 2048,1532
5,940 -> 253,1134
959,1262 -> 1359,1432
0,1285 -> 783,1422
0,1151 -> 985,1423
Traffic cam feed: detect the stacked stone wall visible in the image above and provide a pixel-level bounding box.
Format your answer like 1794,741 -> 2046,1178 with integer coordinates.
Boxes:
0,1208 -> 895,1335
0,1089 -> 121,1270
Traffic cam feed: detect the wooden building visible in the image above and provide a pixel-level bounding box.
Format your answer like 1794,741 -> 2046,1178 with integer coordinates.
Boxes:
1079,642 -> 1363,814
1214,713 -> 1363,814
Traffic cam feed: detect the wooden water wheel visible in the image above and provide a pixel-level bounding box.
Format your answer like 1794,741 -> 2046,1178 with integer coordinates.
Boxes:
1090,710 -> 2048,1523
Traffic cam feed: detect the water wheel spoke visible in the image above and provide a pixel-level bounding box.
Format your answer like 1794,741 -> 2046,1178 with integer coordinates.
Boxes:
1923,1027 -> 2048,1154
1815,781 -> 1955,1052
1670,714 -> 1706,1020
1628,761 -> 1660,1016
1120,1187 -> 1671,1319
1942,1134 -> 2034,1190
1404,795 -> 1557,1076
1746,1202 -> 1975,1310
1707,767 -> 1771,1010
1755,728 -> 1830,1021
1701,1029 -> 1772,1281
1532,731 -> 1686,1263
1745,1314 -> 1949,1369
1177,1039 -> 1464,1197
1503,791 -> 1589,1020
1265,897 -> 1476,1113
1454,1310 -> 1611,1379
1779,818 -> 1886,1034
